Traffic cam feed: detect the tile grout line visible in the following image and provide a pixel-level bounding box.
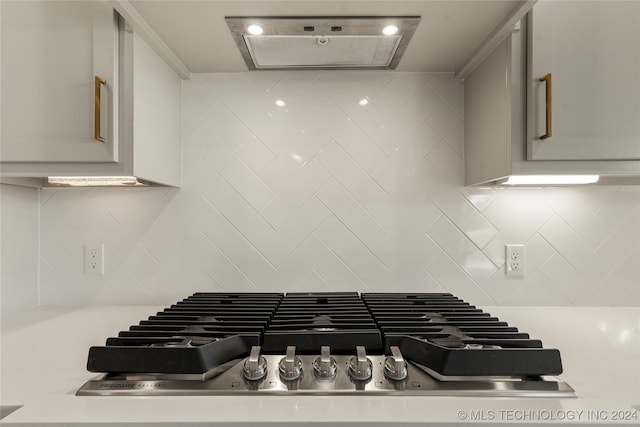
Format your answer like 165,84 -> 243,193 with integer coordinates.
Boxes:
199,230 -> 265,292
200,194 -> 277,271
314,192 -> 390,271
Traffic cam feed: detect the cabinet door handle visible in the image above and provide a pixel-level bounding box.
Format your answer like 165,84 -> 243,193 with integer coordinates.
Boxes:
539,73 -> 552,140
94,76 -> 107,142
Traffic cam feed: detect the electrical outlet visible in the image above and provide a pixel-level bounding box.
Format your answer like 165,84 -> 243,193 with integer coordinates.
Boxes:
85,243 -> 104,275
505,244 -> 525,277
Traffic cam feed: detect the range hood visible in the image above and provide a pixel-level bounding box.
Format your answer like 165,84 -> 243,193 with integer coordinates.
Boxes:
226,16 -> 420,70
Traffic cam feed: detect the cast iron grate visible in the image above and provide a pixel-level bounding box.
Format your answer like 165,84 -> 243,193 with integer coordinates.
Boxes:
86,292 -> 564,377
262,292 -> 383,354
362,293 -> 563,376
87,293 -> 283,374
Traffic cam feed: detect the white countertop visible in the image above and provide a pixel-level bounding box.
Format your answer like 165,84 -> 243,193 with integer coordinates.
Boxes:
1,305 -> 638,425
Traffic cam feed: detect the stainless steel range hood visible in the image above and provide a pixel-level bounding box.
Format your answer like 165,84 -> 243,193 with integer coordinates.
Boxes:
225,16 -> 420,70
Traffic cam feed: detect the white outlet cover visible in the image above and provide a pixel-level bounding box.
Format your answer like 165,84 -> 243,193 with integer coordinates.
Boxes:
505,244 -> 525,278
85,243 -> 104,275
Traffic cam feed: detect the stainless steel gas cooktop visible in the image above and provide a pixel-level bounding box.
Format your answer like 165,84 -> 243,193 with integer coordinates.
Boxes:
77,292 -> 576,397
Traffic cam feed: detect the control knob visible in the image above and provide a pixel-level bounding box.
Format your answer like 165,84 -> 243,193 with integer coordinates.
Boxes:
348,346 -> 372,381
313,346 -> 337,379
384,346 -> 408,381
278,346 -> 303,381
242,346 -> 267,381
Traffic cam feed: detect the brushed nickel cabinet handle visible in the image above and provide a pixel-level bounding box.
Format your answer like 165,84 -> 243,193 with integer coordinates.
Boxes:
539,73 -> 552,140
94,76 -> 107,142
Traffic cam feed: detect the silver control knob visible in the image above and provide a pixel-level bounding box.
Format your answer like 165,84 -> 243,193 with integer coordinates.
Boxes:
279,346 -> 303,381
313,346 -> 337,379
384,346 -> 408,381
348,346 -> 373,381
243,346 -> 267,381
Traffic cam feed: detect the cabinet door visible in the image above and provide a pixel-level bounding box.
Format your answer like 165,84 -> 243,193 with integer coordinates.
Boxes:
528,1 -> 640,160
1,1 -> 118,163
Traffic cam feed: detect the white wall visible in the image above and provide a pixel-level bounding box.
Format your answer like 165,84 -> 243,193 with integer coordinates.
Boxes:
37,72 -> 640,307
1,184 -> 39,313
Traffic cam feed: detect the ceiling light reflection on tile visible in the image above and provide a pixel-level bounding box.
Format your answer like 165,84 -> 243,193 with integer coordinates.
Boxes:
597,321 -> 608,333
291,153 -> 303,163
617,329 -> 631,344
359,98 -> 369,106
275,99 -> 286,107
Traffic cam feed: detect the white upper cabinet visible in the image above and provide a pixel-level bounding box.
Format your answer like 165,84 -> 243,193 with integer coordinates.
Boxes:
528,0 -> 640,160
464,30 -> 525,186
464,14 -> 640,186
120,28 -> 182,187
0,3 -> 182,187
1,1 -> 118,163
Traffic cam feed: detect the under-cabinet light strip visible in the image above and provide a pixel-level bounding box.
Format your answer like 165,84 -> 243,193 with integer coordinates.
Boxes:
47,176 -> 144,187
503,175 -> 600,185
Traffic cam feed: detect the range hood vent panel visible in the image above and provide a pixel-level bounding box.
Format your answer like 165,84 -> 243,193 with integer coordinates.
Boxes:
246,35 -> 401,68
226,17 -> 420,70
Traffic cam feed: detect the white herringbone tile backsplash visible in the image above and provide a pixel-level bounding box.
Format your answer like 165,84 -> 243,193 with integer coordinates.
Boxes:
39,72 -> 640,306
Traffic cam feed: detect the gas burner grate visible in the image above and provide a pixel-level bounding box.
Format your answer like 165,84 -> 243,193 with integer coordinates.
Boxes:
362,293 -> 563,376
86,292 -> 564,378
87,293 -> 283,374
262,292 -> 382,354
